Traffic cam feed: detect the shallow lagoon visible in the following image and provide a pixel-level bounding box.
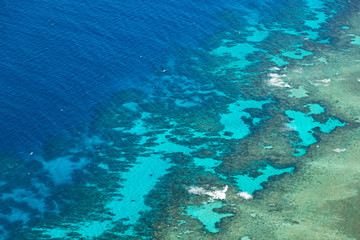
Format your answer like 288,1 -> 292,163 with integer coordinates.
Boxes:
234,164 -> 295,195
186,201 -> 233,233
286,104 -> 345,156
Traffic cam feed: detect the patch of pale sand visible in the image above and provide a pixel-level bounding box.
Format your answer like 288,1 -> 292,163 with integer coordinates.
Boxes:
313,66 -> 360,116
213,128 -> 360,240
283,60 -> 360,125
272,129 -> 360,239
158,130 -> 360,240
276,224 -> 353,240
167,71 -> 360,240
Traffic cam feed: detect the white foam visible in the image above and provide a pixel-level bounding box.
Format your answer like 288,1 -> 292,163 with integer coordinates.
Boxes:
269,73 -> 286,78
188,185 -> 228,202
319,78 -> 331,83
310,78 -> 331,87
236,192 -> 253,200
269,66 -> 280,71
267,73 -> 291,88
333,148 -> 346,153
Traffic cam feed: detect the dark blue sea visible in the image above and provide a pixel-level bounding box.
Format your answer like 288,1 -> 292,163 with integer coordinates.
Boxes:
0,0 -> 358,238
0,0 -> 226,157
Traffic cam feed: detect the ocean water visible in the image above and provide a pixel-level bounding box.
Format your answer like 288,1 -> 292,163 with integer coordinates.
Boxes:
1,0 -> 360,239
0,0 -> 224,157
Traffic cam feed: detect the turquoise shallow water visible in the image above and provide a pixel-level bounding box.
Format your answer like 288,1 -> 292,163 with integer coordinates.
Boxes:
0,0 -> 356,238
220,99 -> 271,139
286,104 -> 345,156
234,164 -> 295,195
186,201 -> 233,233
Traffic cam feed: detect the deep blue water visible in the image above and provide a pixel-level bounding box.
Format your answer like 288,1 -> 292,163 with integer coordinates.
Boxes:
0,0 -> 227,157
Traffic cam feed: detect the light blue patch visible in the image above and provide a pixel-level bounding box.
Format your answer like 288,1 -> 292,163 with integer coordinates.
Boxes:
2,189 -> 46,213
306,103 -> 325,115
150,131 -> 194,154
193,157 -> 221,174
106,155 -> 173,227
282,48 -> 312,60
175,99 -> 198,108
234,164 -> 294,194
263,145 -> 273,149
305,0 -> 324,11
302,63 -> 314,66
98,162 -> 109,170
317,57 -> 328,63
38,155 -> 173,238
42,156 -> 89,185
126,119 -> 149,135
122,112 -> 152,135
286,106 -> 345,156
211,42 -> 260,70
246,27 -> 269,42
122,102 -> 139,112
348,34 -> 360,45
279,28 -> 319,41
0,208 -> 30,224
252,118 -> 261,125
288,86 -> 309,99
271,55 -> 289,67
304,12 -> 327,29
186,201 -> 233,233
304,0 -> 328,29
304,30 -> 320,40
220,99 -> 271,139
317,38 -> 330,44
35,221 -> 110,239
